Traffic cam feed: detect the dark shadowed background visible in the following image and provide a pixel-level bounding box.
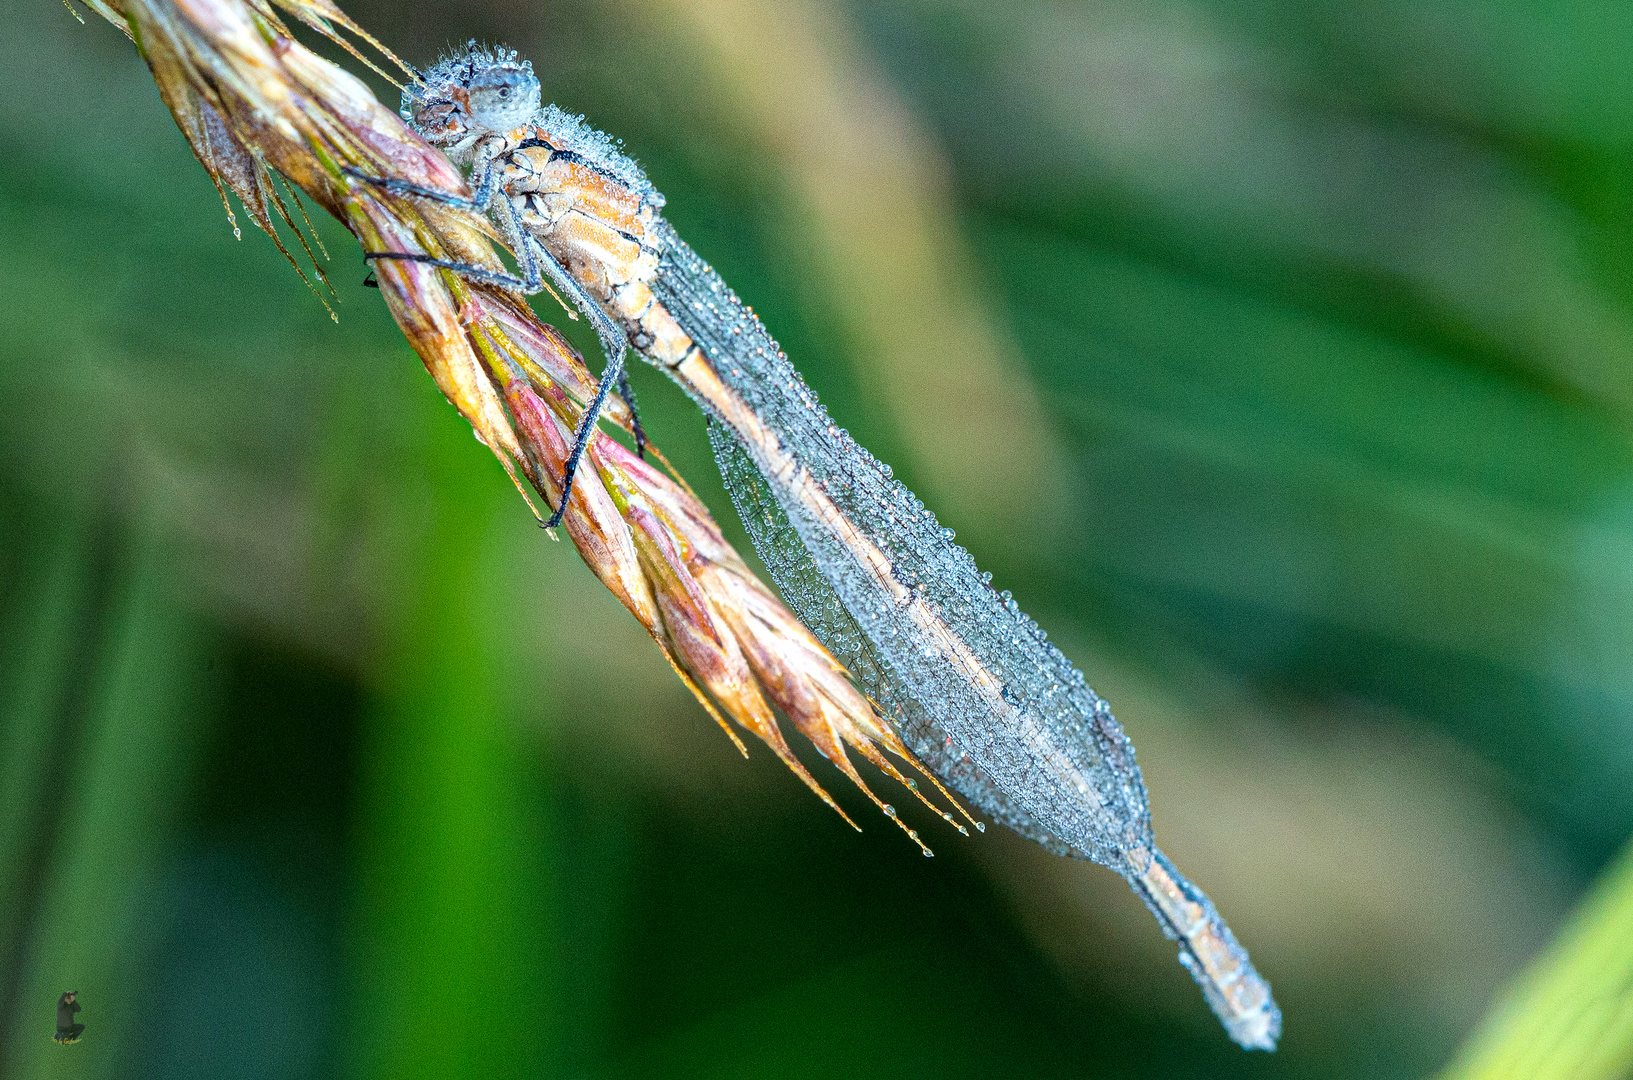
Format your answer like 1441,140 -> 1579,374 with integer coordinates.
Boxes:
4,1 -> 1633,1078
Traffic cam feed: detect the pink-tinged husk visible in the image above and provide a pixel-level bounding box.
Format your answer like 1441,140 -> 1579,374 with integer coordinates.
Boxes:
353,206 -> 525,468
600,438 -> 979,846
623,503 -> 860,827
480,292 -> 639,434
469,303 -> 967,841
476,339 -> 658,633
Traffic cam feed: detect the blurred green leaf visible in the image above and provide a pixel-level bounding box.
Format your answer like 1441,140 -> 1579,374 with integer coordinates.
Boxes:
1438,836 -> 1633,1080
348,397 -> 557,1080
1,520 -> 212,1079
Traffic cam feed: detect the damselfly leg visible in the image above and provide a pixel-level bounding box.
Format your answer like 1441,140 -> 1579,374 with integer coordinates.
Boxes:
345,165 -> 640,526
615,369 -> 648,459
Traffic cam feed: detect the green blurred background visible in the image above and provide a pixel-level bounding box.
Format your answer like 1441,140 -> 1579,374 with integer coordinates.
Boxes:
4,0 -> 1633,1077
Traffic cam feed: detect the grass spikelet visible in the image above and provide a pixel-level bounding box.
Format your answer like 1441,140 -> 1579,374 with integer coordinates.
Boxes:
84,0 -> 974,852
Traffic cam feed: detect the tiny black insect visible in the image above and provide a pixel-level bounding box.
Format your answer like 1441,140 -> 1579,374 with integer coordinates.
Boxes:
54,991 -> 83,1045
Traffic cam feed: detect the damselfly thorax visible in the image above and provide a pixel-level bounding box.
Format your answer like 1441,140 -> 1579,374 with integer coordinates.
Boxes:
344,47 -> 686,527
493,129 -> 696,366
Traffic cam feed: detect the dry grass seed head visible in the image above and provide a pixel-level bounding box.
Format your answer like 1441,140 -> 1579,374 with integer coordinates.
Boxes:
94,0 -> 976,852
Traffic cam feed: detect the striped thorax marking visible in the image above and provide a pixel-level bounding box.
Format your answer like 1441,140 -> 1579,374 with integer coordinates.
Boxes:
479,126 -> 697,369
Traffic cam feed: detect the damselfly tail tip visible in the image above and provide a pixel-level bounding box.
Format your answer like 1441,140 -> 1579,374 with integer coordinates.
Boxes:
1240,1004 -> 1281,1052
1204,978 -> 1280,1051
1137,848 -> 1281,1051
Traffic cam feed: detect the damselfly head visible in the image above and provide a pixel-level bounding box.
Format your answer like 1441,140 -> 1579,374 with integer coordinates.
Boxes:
402,41 -> 539,146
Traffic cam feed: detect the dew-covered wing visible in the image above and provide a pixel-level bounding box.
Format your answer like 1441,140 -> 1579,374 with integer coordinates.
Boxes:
649,222 -> 1153,870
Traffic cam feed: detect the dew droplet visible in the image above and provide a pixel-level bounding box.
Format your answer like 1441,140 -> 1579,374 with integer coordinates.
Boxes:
975,822 -> 986,833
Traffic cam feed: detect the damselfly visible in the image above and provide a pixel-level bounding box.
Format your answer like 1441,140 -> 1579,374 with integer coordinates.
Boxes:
349,43 -> 1281,1051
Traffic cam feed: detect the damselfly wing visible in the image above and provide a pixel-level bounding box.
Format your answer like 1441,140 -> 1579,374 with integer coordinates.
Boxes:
654,230 -> 1280,1051
358,42 -> 1281,1051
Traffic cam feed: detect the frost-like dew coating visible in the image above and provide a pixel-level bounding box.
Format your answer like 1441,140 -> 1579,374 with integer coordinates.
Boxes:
527,104 -> 660,201
653,228 -> 1281,1050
